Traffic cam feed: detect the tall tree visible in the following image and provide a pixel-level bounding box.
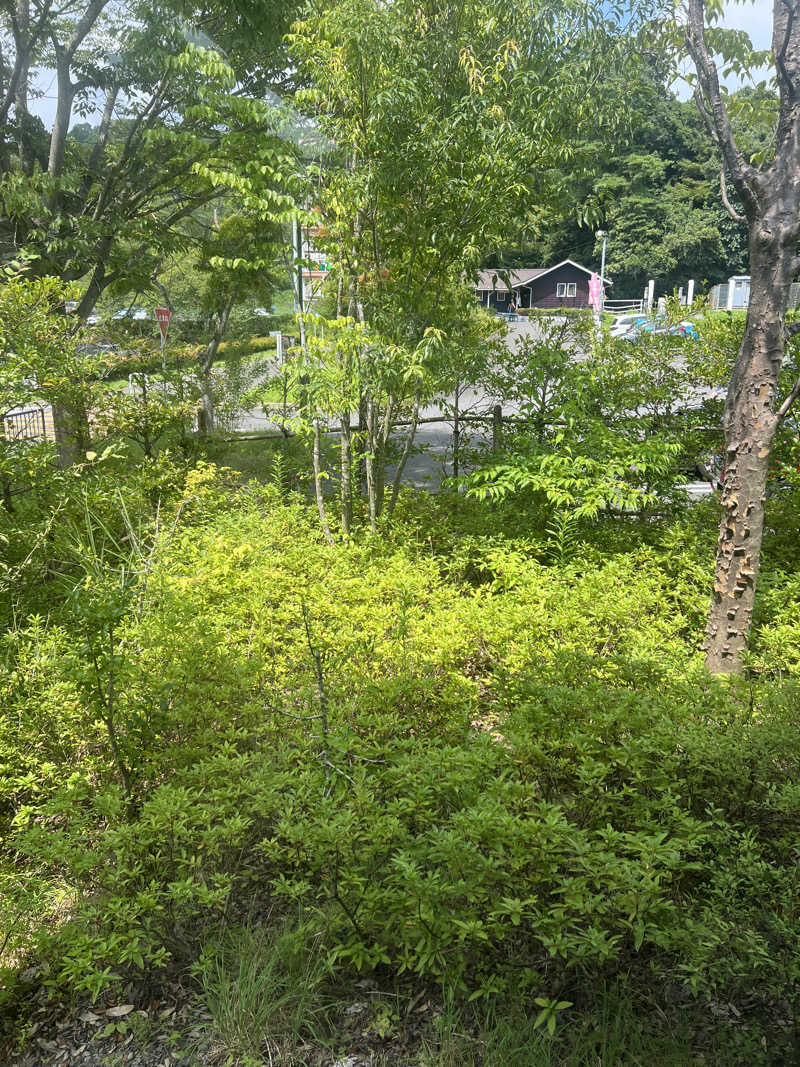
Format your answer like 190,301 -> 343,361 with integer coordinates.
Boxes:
0,0 -> 297,315
288,0 -> 660,532
685,0 -> 800,673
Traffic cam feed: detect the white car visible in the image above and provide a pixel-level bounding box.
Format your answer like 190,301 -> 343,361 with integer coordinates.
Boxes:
609,312 -> 647,338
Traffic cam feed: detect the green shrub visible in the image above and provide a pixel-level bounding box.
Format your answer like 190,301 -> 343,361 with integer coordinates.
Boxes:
2,479 -> 800,1064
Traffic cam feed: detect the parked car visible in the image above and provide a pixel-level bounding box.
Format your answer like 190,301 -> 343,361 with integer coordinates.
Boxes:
618,318 -> 664,341
621,318 -> 699,343
671,320 -> 699,339
609,312 -> 647,338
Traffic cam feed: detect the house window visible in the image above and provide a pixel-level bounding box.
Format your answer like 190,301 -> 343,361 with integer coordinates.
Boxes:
567,282 -> 576,297
556,282 -> 577,298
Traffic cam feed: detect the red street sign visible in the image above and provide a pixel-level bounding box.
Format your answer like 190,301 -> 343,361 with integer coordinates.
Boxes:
155,307 -> 172,342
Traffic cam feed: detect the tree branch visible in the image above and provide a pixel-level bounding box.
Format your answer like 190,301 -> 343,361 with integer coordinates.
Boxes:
65,0 -> 109,60
720,167 -> 746,222
777,373 -> 800,420
774,0 -> 798,103
685,0 -> 760,217
692,86 -> 718,144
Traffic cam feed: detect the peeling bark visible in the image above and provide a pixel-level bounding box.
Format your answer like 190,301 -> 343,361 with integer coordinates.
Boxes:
687,0 -> 800,673
704,242 -> 787,672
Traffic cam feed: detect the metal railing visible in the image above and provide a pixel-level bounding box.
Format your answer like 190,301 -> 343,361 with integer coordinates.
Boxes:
2,407 -> 47,442
603,299 -> 644,313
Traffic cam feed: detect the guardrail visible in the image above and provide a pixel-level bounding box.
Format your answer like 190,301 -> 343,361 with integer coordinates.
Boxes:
604,299 -> 644,313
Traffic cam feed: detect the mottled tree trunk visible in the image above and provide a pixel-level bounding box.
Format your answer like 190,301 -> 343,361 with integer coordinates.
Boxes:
686,0 -> 800,673
705,230 -> 794,672
13,0 -> 32,174
48,50 -> 75,179
52,403 -> 87,468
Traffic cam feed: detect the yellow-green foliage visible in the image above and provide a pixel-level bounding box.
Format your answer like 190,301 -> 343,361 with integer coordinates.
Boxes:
2,473 -> 800,1059
217,335 -> 278,361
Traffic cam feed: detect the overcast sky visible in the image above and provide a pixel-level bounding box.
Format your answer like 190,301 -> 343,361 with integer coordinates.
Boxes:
28,2 -> 775,131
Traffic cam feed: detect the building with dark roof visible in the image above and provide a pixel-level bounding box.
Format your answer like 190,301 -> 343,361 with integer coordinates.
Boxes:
475,259 -> 612,311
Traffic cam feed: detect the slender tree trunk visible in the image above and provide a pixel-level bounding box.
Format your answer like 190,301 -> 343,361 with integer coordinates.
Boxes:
197,293 -> 236,436
365,397 -> 378,532
85,87 -> 118,180
52,403 -> 83,468
76,235 -> 113,319
1,469 -> 14,514
452,381 -> 460,480
337,271 -> 352,537
312,416 -> 334,546
358,394 -> 368,497
704,233 -> 793,672
14,0 -> 32,175
387,396 -> 420,521
492,404 -> 503,453
48,50 -> 75,179
138,374 -> 153,459
340,409 -> 351,540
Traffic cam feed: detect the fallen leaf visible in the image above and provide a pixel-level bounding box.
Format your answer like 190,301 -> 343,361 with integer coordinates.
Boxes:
105,1004 -> 135,1018
79,1011 -> 101,1024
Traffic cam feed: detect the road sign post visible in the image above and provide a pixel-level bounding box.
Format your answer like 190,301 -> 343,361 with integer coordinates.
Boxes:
155,307 -> 172,347
155,307 -> 172,389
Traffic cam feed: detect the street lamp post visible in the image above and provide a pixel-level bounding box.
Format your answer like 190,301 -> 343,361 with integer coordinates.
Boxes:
596,230 -> 607,311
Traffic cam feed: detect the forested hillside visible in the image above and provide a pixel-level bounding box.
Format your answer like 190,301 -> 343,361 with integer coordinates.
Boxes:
485,79 -> 780,295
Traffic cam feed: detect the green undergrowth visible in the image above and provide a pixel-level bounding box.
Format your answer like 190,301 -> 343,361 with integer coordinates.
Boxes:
3,471 -> 800,1062
217,335 -> 279,360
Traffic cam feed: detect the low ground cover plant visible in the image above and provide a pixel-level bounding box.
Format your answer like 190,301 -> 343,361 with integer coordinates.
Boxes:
2,473 -> 800,1062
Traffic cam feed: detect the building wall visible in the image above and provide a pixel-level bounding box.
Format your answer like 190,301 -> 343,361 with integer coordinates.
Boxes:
527,264 -> 591,309
477,264 -> 601,310
478,288 -> 511,310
